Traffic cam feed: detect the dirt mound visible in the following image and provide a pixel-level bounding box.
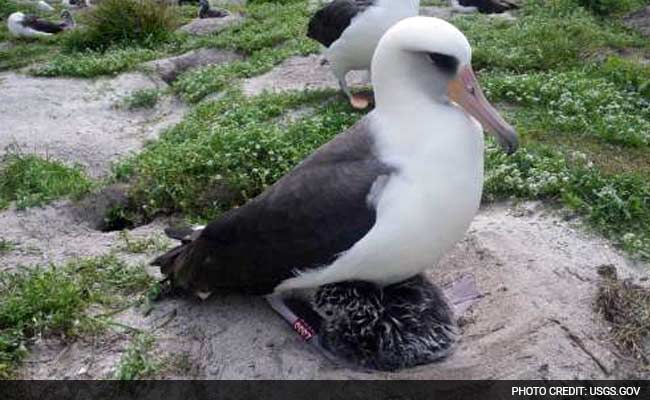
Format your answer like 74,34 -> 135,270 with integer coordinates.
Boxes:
0,72 -> 185,178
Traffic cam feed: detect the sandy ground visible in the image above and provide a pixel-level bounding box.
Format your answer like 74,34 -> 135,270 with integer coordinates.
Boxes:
1,14 -> 649,378
10,201 -> 647,379
0,72 -> 185,178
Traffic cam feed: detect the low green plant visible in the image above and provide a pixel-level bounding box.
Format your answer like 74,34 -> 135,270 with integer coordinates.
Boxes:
0,255 -> 155,378
577,0 -> 645,15
33,47 -> 162,78
0,0 -> 17,18
597,56 -> 650,99
0,239 -> 15,255
122,88 -> 160,110
113,333 -> 159,380
454,0 -> 645,72
117,90 -> 361,220
482,70 -> 650,147
0,153 -> 94,209
173,1 -> 319,102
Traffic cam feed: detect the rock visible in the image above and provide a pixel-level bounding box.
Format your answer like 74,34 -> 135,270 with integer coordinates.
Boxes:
145,48 -> 243,84
242,55 -> 367,96
624,6 -> 650,37
177,14 -> 243,36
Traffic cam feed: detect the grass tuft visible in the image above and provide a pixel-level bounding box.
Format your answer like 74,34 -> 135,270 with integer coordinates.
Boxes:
122,88 -> 160,110
0,255 -> 155,378
63,0 -> 178,53
0,239 -> 15,255
113,333 -> 159,380
116,90 -> 361,220
0,153 -> 94,209
596,265 -> 650,364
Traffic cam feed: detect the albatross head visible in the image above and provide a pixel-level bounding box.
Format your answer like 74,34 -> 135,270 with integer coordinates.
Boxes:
371,16 -> 518,154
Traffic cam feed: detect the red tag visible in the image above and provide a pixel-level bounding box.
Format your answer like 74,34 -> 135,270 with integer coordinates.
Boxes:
292,318 -> 315,341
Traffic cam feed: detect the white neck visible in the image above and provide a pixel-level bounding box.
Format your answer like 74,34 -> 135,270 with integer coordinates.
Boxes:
373,45 -> 449,118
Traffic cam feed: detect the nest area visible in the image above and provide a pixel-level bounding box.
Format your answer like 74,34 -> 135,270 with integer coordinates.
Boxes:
596,264 -> 650,365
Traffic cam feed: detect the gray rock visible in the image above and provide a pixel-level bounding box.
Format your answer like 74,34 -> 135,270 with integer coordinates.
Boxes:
177,13 -> 244,36
146,48 -> 243,84
624,6 -> 650,37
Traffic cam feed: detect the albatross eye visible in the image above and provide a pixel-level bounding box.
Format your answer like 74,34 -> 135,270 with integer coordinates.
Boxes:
427,53 -> 459,76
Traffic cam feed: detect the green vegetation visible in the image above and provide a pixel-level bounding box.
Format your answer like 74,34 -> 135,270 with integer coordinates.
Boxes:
109,0 -> 650,259
0,0 -> 19,18
173,2 -> 319,102
117,230 -> 170,253
0,239 -> 15,255
32,47 -> 162,78
113,333 -> 159,380
63,0 -> 178,52
578,0 -> 647,15
116,90 -> 361,220
122,88 -> 160,110
0,255 -> 155,378
0,153 -> 94,209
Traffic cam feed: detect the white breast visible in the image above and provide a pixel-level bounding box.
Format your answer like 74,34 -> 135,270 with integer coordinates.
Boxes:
275,106 -> 484,292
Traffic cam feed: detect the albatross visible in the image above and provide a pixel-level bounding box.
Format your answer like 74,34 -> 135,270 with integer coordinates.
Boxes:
198,0 -> 228,19
7,10 -> 75,38
307,0 -> 420,109
153,16 -> 517,300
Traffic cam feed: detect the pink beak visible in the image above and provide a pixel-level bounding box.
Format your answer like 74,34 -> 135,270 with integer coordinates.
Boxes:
448,66 -> 518,154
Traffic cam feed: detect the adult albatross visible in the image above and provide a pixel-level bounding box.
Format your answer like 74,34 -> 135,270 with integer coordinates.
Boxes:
307,0 -> 420,109
7,11 -> 75,38
153,16 -> 517,299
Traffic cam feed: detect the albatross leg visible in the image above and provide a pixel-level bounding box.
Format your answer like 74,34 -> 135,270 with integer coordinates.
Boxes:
338,77 -> 370,109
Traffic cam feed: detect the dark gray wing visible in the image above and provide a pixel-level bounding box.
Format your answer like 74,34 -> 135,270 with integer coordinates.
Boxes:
152,118 -> 394,295
307,0 -> 374,47
22,14 -> 65,34
458,0 -> 518,13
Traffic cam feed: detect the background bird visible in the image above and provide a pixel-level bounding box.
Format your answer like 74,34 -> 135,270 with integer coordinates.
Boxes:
198,0 -> 228,19
7,10 -> 75,38
307,0 -> 420,109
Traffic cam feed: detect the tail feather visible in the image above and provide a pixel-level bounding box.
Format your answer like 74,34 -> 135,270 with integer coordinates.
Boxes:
152,225 -> 210,295
151,243 -> 186,275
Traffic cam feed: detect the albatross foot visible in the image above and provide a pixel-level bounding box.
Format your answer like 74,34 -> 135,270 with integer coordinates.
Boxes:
349,93 -> 372,110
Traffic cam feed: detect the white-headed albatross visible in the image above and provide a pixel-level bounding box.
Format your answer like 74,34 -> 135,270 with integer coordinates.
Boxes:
7,10 -> 75,38
152,16 -> 517,300
307,0 -> 420,109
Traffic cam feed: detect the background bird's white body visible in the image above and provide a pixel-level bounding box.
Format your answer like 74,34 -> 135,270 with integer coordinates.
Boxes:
7,12 -> 51,38
37,1 -> 55,12
326,0 -> 420,81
